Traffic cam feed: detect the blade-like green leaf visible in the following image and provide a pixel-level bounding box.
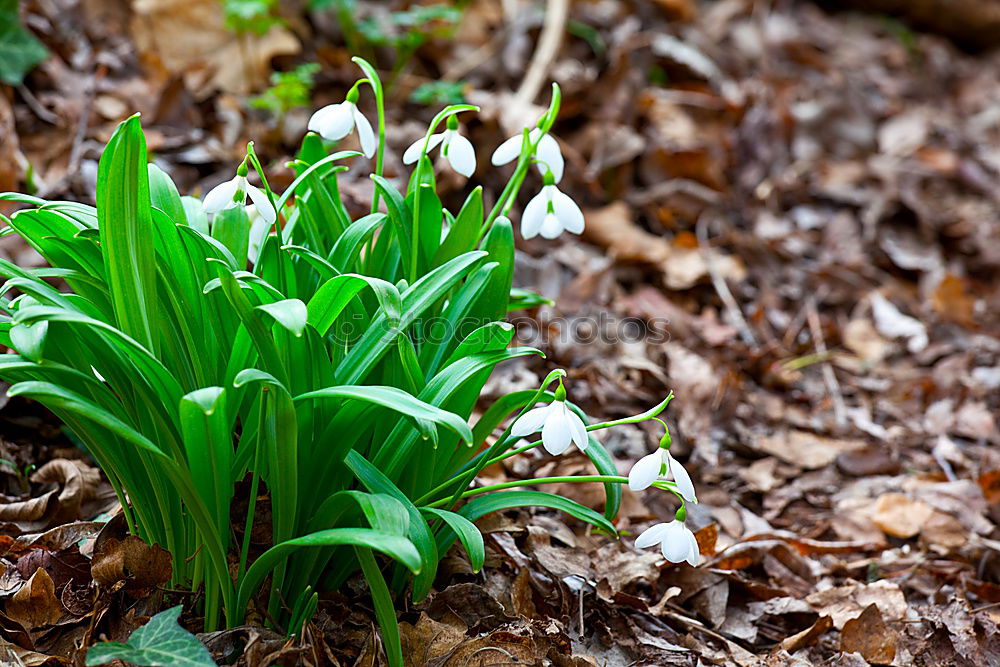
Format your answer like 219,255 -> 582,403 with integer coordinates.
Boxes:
235,528 -> 421,617
421,507 -> 484,572
97,114 -> 157,351
295,385 -> 472,444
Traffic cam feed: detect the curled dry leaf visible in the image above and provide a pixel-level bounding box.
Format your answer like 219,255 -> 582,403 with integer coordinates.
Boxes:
840,603 -> 898,664
399,612 -> 467,667
29,459 -> 102,525
91,536 -> 172,598
0,460 -> 103,531
4,568 -> 63,631
780,614 -> 832,653
130,0 -> 300,99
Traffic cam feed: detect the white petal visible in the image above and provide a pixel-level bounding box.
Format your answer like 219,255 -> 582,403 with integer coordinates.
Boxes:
541,410 -> 573,455
491,134 -> 523,166
203,176 -> 241,213
659,522 -> 690,563
445,132 -> 476,177
353,107 -> 376,158
683,527 -> 701,566
310,103 -> 355,141
520,189 -> 549,239
551,188 -> 584,234
307,104 -> 335,133
538,212 -> 564,239
564,405 -> 589,450
628,452 -> 662,491
634,522 -> 669,549
403,133 -> 444,164
667,453 -> 697,503
510,405 -> 552,437
245,184 -> 276,224
535,134 -> 564,183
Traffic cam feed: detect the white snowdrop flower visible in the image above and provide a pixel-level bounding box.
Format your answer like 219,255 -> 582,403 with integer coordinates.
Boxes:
491,127 -> 564,182
520,171 -> 584,240
203,163 -> 276,224
402,116 -> 476,177
510,383 -> 588,456
635,519 -> 700,566
627,447 -> 696,502
307,88 -> 376,158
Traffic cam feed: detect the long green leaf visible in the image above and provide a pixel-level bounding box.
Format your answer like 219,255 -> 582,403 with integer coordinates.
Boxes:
97,114 -> 157,351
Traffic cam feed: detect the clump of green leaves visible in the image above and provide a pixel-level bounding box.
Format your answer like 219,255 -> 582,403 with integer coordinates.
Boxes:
410,80 -> 466,107
222,0 -> 282,35
249,63 -> 321,117
0,58 -> 674,667
312,0 -> 465,81
0,0 -> 48,85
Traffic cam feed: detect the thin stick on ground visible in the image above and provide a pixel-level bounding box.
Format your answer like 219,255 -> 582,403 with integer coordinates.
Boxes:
696,213 -> 757,346
512,0 -> 569,111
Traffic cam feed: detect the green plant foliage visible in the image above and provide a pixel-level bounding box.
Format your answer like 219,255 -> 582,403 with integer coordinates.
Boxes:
311,0 -> 464,74
0,0 -> 48,85
221,0 -> 281,35
86,606 -> 216,667
410,80 -> 466,106
0,61 -> 675,667
249,63 -> 321,116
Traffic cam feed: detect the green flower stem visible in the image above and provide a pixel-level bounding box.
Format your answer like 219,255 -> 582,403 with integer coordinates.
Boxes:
424,475 -> 630,509
483,439 -> 540,467
352,56 -> 386,274
246,142 -> 280,226
584,391 -> 674,432
412,370 -> 567,508
482,83 -> 562,236
406,104 -> 478,282
481,128 -> 534,237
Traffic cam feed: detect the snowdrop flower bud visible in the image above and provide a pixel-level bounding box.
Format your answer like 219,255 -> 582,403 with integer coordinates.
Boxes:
520,171 -> 584,240
634,507 -> 700,565
402,115 -> 476,177
307,86 -> 376,158
203,160 -> 276,224
510,380 -> 588,456
491,125 -> 564,182
627,428 -> 696,502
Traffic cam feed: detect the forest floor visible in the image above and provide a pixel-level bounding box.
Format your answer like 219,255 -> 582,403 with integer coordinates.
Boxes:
2,0 -> 1000,665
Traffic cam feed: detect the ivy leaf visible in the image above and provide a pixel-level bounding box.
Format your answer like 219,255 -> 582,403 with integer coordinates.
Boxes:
0,0 -> 48,86
85,606 -> 216,667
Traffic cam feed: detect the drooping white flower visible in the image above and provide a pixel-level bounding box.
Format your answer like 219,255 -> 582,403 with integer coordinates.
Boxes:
203,164 -> 276,224
402,116 -> 476,177
627,447 -> 696,502
491,127 -> 564,182
307,92 -> 376,158
635,520 -> 700,565
510,394 -> 588,456
520,173 -> 584,240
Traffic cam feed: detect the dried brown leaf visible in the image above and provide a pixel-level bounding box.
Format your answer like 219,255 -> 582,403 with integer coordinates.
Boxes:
780,614 -> 832,653
871,492 -> 933,538
805,581 -> 906,630
5,568 -> 63,630
91,535 -> 171,597
840,603 -> 898,664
